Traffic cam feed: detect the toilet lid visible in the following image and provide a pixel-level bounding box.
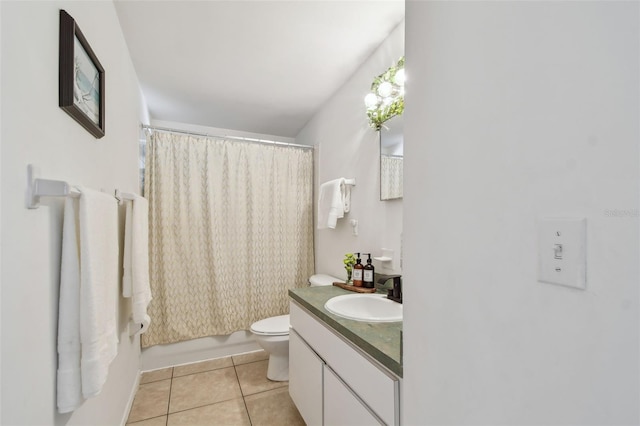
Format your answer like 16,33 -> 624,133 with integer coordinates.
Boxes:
309,274 -> 340,286
250,314 -> 290,335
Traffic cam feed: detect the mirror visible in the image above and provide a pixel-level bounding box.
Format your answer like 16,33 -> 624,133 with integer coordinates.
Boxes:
363,56 -> 404,201
380,114 -> 403,200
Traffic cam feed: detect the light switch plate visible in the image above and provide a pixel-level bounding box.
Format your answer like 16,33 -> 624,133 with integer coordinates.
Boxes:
537,218 -> 586,290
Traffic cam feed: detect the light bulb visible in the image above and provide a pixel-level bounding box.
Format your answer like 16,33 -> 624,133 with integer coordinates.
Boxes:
393,68 -> 406,86
377,81 -> 393,98
364,93 -> 379,110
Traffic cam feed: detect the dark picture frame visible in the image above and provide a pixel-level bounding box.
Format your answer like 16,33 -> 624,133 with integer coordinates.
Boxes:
59,10 -> 105,138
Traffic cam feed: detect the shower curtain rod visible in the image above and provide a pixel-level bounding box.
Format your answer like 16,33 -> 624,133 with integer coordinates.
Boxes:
141,125 -> 314,150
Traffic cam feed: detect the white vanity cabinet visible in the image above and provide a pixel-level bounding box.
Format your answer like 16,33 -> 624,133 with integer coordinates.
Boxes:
323,365 -> 382,425
289,301 -> 400,426
289,329 -> 323,425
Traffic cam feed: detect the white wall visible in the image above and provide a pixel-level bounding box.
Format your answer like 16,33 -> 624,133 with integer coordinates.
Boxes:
403,2 -> 639,425
296,21 -> 404,280
1,1 -> 147,424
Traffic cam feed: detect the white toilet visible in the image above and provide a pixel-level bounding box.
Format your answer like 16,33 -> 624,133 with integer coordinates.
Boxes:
250,274 -> 338,381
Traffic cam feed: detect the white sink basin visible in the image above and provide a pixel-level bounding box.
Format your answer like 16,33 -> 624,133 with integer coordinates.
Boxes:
324,293 -> 402,322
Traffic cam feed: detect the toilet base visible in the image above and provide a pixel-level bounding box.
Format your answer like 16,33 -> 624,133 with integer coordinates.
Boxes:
266,353 -> 289,381
250,332 -> 289,382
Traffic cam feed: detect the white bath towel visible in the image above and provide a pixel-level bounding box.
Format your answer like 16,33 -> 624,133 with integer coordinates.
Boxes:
57,197 -> 82,413
77,187 -> 119,398
317,178 -> 348,229
122,194 -> 152,325
122,198 -> 133,297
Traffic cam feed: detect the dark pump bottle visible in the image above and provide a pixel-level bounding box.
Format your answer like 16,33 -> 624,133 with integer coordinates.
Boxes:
352,253 -> 364,287
363,253 -> 375,288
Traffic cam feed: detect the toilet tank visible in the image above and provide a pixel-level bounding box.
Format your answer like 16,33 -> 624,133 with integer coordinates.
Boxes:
308,274 -> 339,287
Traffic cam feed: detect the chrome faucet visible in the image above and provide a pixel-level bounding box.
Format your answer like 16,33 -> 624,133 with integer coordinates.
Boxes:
377,274 -> 402,304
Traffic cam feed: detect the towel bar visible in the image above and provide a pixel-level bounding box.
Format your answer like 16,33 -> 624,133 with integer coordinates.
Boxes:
114,189 -> 136,203
27,165 -> 80,209
27,164 -> 138,209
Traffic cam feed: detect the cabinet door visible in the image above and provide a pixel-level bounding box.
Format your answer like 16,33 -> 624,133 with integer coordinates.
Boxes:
289,329 -> 323,426
323,365 -> 383,426
290,302 -> 398,425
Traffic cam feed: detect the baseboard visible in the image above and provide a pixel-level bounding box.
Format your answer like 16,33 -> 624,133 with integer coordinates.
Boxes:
120,370 -> 141,426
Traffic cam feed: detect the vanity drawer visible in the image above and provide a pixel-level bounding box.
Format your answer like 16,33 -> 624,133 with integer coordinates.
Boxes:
290,302 -> 398,425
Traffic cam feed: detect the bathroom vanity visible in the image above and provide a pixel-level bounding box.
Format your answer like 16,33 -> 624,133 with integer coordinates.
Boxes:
289,286 -> 402,425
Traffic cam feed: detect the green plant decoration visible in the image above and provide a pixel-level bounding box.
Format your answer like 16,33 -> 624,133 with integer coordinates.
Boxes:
343,253 -> 356,283
365,56 -> 405,130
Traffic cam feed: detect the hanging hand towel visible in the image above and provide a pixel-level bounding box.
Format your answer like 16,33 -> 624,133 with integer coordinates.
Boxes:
78,187 -> 119,398
122,198 -> 133,297
122,194 -> 152,326
57,197 -> 82,413
318,178 -> 348,229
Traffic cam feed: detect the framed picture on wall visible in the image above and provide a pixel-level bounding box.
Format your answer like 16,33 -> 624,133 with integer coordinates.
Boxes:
59,10 -> 105,139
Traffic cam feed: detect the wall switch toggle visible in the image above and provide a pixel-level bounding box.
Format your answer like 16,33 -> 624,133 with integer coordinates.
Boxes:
350,219 -> 358,236
553,243 -> 563,259
537,218 -> 586,290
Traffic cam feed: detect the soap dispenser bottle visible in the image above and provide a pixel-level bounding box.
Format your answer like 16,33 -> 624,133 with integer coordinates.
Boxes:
352,253 -> 364,287
363,253 -> 375,288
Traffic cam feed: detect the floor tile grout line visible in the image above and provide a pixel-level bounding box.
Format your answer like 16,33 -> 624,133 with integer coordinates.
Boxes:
241,382 -> 289,398
165,368 -> 173,425
171,364 -> 235,380
127,377 -> 173,424
233,363 -> 254,426
165,364 -> 250,417
140,354 -> 267,382
128,414 -> 167,425
133,353 -> 271,425
163,396 -> 247,417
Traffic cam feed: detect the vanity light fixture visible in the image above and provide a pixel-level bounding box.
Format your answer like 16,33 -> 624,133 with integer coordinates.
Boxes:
364,56 -> 405,130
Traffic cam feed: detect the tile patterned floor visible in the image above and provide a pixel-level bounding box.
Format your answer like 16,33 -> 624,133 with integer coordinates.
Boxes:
127,350 -> 305,426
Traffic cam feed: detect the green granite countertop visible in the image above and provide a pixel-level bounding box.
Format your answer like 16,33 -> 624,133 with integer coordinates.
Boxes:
289,286 -> 402,377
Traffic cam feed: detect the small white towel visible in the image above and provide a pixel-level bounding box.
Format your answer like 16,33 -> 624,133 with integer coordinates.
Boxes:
318,178 -> 349,229
122,199 -> 133,297
77,187 -> 119,398
122,194 -> 152,326
129,313 -> 151,337
57,197 -> 82,413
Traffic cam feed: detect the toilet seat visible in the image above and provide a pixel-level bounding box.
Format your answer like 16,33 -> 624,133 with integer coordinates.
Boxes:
250,314 -> 290,336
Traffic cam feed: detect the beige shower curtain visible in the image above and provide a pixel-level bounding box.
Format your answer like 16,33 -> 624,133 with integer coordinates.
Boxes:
381,155 -> 403,200
141,132 -> 314,347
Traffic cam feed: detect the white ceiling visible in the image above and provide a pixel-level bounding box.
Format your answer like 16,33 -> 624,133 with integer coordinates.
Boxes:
114,0 -> 405,138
